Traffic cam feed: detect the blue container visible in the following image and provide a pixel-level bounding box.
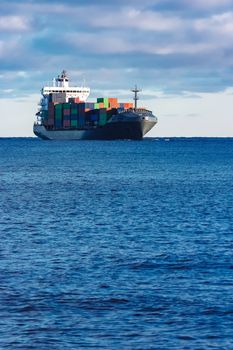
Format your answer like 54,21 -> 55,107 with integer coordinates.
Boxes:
85,102 -> 95,110
55,120 -> 62,128
71,114 -> 78,120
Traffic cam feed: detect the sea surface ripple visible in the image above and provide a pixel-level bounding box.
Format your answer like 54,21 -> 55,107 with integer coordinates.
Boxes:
0,138 -> 233,349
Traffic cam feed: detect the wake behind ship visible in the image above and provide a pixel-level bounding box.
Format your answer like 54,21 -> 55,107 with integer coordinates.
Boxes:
33,71 -> 157,140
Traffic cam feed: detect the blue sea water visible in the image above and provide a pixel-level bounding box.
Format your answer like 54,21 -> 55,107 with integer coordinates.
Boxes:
0,137 -> 233,349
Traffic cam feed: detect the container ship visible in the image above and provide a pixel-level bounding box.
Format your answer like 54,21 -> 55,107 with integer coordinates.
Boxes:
33,71 -> 157,140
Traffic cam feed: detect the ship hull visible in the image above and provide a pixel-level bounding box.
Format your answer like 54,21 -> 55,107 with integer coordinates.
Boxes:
34,117 -> 157,141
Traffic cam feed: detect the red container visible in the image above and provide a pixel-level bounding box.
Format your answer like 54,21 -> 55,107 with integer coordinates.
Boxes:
48,102 -> 55,119
69,97 -> 80,103
63,109 -> 70,116
63,120 -> 70,128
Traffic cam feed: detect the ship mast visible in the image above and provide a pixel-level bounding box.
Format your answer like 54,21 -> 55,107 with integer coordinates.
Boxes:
131,85 -> 141,109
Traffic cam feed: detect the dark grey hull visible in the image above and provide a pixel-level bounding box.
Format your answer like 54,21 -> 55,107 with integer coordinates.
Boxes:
33,111 -> 157,140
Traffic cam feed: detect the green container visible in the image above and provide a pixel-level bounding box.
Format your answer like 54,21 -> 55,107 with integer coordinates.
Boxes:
71,108 -> 78,114
55,105 -> 62,119
97,97 -> 107,103
71,120 -> 78,127
94,103 -> 99,109
97,98 -> 109,108
55,103 -> 63,110
63,103 -> 70,108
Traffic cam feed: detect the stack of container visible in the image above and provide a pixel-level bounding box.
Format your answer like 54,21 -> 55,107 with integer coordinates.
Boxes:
97,97 -> 109,108
78,103 -> 85,127
49,92 -> 67,104
44,96 -> 135,129
86,109 -> 99,124
69,97 -> 80,103
55,104 -> 63,128
85,102 -> 95,110
63,103 -> 70,128
108,98 -> 119,108
48,102 -> 55,127
70,103 -> 78,128
124,102 -> 133,109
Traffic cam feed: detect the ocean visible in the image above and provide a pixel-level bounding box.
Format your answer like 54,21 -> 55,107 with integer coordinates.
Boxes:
0,137 -> 233,349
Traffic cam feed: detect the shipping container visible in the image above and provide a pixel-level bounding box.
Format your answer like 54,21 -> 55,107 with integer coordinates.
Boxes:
71,103 -> 78,111
78,103 -> 85,119
63,109 -> 70,116
78,117 -> 85,127
85,102 -> 95,110
71,120 -> 78,127
49,92 -> 67,104
69,97 -> 80,103
55,119 -> 62,128
97,97 -> 109,108
109,98 -> 118,103
55,104 -> 63,120
108,97 -> 119,109
63,120 -> 70,128
124,102 -> 133,109
70,114 -> 78,120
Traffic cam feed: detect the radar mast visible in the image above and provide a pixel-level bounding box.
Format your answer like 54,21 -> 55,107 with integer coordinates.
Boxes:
131,85 -> 142,109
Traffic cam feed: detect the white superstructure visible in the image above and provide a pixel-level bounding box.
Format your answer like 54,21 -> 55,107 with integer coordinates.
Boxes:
37,71 -> 90,123
41,70 -> 90,101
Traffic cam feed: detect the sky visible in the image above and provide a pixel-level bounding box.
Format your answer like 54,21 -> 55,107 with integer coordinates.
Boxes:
1,0 -> 233,137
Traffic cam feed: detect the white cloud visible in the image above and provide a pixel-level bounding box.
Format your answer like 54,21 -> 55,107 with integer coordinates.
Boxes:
0,38 -> 21,58
91,8 -> 182,32
195,12 -> 233,34
0,15 -> 30,31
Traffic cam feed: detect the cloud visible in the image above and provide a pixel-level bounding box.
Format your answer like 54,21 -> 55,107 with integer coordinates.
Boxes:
184,0 -> 233,9
1,0 -> 233,98
91,8 -> 182,32
0,15 -> 30,31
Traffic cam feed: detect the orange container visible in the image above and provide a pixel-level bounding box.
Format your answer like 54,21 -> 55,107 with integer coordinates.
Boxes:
108,98 -> 118,104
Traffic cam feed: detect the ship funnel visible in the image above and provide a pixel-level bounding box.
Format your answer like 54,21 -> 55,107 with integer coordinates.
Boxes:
131,85 -> 142,109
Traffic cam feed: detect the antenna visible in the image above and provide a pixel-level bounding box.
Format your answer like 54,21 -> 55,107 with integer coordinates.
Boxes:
131,85 -> 142,109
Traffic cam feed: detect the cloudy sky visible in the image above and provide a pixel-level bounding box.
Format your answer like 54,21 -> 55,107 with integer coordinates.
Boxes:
1,0 -> 233,137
